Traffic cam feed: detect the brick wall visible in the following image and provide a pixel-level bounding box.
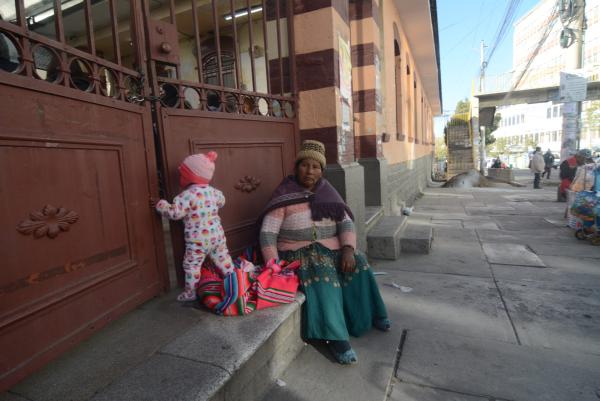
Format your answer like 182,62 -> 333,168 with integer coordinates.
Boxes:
386,153 -> 432,214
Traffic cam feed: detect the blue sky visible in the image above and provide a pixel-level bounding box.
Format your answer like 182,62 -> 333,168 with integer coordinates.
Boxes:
434,0 -> 540,136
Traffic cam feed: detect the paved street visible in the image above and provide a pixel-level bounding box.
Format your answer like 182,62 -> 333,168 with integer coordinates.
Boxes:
262,174 -> 600,401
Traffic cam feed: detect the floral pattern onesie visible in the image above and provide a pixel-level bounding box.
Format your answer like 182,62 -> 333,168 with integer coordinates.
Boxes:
156,184 -> 234,301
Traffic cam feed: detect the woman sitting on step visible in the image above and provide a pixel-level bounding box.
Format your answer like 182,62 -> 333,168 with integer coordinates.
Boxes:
258,140 -> 390,365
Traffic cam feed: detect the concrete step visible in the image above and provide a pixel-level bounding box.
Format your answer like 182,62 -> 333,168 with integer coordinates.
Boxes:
400,222 -> 433,254
5,290 -> 305,401
364,206 -> 384,234
367,215 -> 408,260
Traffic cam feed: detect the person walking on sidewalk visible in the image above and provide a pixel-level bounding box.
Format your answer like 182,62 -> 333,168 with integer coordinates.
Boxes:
258,140 -> 390,365
531,147 -> 545,189
543,149 -> 555,179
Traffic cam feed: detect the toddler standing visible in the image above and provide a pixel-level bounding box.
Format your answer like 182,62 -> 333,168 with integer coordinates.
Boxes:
155,151 -> 237,310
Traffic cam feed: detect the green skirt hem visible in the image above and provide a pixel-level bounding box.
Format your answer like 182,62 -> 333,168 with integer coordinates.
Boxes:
280,242 -> 388,341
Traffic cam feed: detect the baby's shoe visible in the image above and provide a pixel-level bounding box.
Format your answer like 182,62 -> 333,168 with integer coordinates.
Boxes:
177,289 -> 197,302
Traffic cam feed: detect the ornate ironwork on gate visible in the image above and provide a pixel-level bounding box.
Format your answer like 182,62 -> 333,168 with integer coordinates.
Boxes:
0,0 -> 146,103
144,0 -> 296,118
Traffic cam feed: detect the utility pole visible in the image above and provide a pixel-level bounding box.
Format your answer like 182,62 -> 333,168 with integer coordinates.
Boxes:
479,41 -> 488,93
560,0 -> 586,161
478,40 -> 488,172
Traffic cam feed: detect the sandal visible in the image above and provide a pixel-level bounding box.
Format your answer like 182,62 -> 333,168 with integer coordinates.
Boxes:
374,318 -> 391,332
328,341 -> 358,365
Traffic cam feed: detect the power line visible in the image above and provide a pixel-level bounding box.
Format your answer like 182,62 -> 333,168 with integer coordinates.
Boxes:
471,0 -> 489,49
447,24 -> 484,54
481,1 -> 500,45
509,3 -> 559,92
486,0 -> 524,66
439,22 -> 459,32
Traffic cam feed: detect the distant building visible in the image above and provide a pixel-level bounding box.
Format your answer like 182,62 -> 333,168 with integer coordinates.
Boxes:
491,0 -> 600,162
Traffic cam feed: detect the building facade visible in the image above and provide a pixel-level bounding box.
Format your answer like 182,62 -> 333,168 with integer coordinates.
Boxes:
490,0 -> 600,162
0,0 -> 440,389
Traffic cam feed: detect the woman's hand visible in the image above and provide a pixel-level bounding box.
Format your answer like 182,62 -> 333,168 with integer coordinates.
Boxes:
340,246 -> 356,273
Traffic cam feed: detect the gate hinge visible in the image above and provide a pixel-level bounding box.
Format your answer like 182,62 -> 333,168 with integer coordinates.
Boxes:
128,68 -> 162,104
127,94 -> 162,104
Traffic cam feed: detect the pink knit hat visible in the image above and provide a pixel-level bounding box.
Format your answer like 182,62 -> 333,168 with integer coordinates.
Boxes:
178,151 -> 218,187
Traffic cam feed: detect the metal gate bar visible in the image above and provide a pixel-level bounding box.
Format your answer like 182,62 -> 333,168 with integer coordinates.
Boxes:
83,0 -> 96,56
211,0 -> 224,88
275,0 -> 283,96
246,0 -> 256,92
191,0 -> 203,83
229,0 -> 240,89
109,0 -> 122,65
261,0 -> 271,94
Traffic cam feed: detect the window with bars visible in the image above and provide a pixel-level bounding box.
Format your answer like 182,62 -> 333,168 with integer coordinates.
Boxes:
202,52 -> 236,87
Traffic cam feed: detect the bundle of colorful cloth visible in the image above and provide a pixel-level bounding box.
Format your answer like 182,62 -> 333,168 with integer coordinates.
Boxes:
197,248 -> 301,316
567,163 -> 600,230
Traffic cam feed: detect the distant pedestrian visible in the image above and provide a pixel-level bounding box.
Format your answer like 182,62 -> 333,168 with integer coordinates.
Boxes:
543,149 -> 555,179
492,158 -> 502,168
530,147 -> 545,189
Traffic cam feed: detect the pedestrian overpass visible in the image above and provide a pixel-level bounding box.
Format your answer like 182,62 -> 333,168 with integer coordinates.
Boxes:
473,69 -> 600,126
477,80 -> 600,109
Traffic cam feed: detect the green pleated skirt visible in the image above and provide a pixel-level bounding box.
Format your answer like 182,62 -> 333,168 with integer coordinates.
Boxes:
280,242 -> 388,341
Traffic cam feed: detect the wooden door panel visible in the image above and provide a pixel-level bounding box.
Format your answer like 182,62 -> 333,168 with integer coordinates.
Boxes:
161,111 -> 297,255
1,141 -> 131,317
0,84 -> 165,390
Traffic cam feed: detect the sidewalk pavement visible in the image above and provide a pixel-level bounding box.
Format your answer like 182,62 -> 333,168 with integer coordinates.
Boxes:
1,287 -> 305,401
511,167 -> 561,187
262,181 -> 600,401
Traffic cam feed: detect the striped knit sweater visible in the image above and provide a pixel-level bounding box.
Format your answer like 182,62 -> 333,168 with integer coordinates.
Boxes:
260,202 -> 357,262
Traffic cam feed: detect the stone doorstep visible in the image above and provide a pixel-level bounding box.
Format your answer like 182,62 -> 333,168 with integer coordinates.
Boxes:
5,290 -> 305,401
367,216 -> 408,260
364,206 -> 384,234
90,294 -> 306,401
400,223 -> 433,254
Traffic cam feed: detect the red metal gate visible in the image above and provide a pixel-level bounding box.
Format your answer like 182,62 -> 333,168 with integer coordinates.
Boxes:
142,0 -> 298,283
0,0 -> 167,390
0,0 -> 297,389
